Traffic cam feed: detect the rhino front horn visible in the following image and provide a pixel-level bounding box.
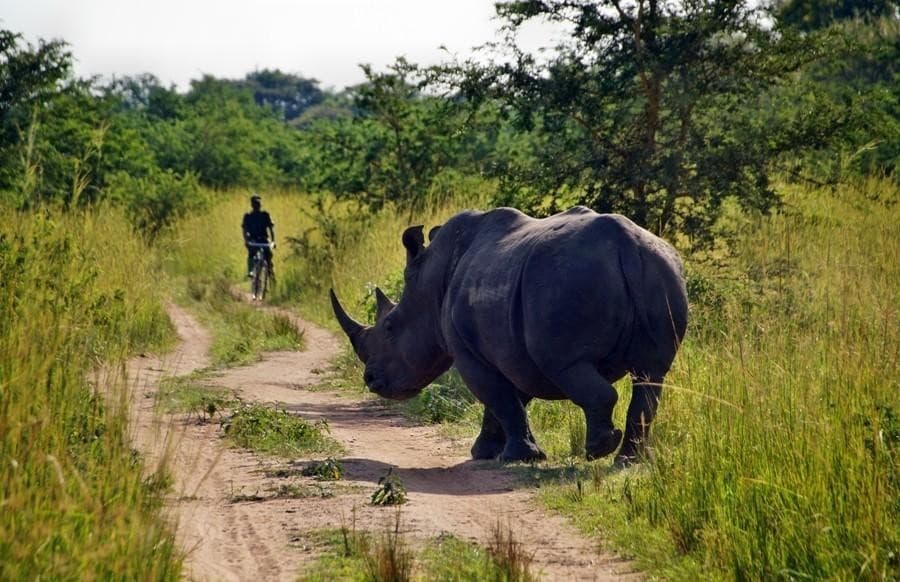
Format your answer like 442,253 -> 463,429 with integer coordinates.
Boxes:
330,289 -> 364,339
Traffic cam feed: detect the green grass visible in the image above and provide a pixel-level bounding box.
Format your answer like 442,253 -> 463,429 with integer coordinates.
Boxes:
178,275 -> 306,366
156,370 -> 234,419
222,402 -> 342,457
302,521 -> 536,581
0,206 -> 181,579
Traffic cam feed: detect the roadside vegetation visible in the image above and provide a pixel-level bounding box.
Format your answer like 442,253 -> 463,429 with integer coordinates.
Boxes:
0,207 -> 181,579
302,516 -> 536,581
2,0 -> 897,578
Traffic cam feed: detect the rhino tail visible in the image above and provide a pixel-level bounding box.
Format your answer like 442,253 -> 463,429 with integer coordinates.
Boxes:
617,242 -> 658,347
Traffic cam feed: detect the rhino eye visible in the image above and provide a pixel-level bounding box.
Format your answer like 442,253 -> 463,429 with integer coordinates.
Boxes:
384,319 -> 394,334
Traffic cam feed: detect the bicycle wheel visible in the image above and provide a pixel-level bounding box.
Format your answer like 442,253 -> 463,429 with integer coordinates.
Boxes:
258,261 -> 269,300
251,257 -> 263,300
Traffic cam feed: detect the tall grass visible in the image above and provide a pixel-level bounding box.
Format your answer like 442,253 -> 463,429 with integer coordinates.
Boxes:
542,179 -> 900,579
0,206 -> 180,579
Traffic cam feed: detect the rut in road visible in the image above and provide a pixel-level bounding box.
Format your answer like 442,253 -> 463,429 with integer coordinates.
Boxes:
130,302 -> 636,581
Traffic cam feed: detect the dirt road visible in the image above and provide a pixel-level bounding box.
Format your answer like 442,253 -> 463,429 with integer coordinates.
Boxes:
129,303 -> 635,581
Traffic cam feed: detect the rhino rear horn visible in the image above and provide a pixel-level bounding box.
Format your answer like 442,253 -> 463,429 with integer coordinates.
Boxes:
402,225 -> 425,261
330,289 -> 364,339
374,287 -> 396,322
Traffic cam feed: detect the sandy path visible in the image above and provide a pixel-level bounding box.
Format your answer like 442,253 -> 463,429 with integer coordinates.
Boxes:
130,302 -> 635,581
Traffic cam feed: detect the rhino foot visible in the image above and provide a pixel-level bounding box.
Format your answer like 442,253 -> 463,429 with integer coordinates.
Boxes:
471,434 -> 505,460
586,428 -> 623,460
499,440 -> 547,463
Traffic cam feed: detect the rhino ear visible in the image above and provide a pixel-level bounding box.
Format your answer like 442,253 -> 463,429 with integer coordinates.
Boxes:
402,225 -> 425,262
428,225 -> 441,242
374,287 -> 396,322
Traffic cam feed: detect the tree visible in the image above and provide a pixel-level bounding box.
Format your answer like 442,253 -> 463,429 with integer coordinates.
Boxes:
243,69 -> 324,121
442,0 -> 847,241
298,60 -> 489,213
0,30 -> 72,202
777,0 -> 899,31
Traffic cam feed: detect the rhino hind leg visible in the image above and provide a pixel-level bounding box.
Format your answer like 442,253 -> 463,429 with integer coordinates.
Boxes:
614,376 -> 663,467
546,362 -> 622,460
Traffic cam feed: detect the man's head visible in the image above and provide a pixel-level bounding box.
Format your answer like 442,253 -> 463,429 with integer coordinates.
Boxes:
250,194 -> 262,211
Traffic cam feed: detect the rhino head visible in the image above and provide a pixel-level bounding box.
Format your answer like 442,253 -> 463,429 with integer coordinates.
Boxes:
330,225 -> 451,400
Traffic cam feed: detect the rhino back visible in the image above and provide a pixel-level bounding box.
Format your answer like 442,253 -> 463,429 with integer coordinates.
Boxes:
440,208 -> 686,396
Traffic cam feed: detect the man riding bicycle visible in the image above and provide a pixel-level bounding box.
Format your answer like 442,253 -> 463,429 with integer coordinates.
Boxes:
242,194 -> 275,278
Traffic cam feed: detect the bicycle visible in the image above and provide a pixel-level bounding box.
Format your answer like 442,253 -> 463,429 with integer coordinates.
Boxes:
247,242 -> 274,301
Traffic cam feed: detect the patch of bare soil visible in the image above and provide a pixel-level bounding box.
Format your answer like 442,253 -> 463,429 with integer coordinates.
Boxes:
130,302 -> 636,581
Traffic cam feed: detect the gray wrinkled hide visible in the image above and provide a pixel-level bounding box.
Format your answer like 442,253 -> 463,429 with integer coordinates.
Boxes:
334,206 -> 688,465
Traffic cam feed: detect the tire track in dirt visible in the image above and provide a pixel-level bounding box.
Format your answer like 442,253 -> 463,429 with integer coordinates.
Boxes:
131,301 -> 637,580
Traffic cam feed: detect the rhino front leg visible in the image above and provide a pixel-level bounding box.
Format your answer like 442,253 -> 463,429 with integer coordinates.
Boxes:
548,362 -> 622,460
471,392 -> 536,460
455,358 -> 545,463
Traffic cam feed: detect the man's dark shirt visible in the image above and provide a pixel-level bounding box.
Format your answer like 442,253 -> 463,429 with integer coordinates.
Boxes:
242,210 -> 273,243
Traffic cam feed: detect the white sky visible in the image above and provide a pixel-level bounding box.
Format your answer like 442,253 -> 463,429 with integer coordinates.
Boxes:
0,0 -> 563,92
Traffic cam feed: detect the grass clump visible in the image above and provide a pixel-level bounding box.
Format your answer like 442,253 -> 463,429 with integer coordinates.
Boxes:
486,521 -> 537,582
0,207 -> 180,579
370,468 -> 408,506
222,402 -> 341,457
303,518 -> 539,581
156,370 -> 234,419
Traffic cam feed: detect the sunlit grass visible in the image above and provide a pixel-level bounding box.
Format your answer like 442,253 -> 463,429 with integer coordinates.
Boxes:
0,206 -> 181,579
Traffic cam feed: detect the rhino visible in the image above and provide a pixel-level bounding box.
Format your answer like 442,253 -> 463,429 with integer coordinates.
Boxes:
330,206 -> 688,465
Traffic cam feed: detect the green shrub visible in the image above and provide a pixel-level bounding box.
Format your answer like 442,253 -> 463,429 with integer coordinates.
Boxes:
222,403 -> 340,457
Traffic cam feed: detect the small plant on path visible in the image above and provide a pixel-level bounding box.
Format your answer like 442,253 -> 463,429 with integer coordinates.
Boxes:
301,457 -> 344,481
370,468 -> 407,506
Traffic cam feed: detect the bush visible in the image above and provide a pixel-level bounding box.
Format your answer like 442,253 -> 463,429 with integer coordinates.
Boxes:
222,403 -> 339,456
107,168 -> 206,239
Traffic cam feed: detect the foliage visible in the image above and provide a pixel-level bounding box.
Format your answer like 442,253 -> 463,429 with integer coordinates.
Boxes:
222,403 -> 340,457
370,468 -> 408,506
777,17 -> 900,180
296,59 -> 499,214
777,0 -> 899,31
438,0 -> 854,242
107,168 -> 206,239
301,457 -> 345,481
241,68 -> 325,121
0,207 -> 179,579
